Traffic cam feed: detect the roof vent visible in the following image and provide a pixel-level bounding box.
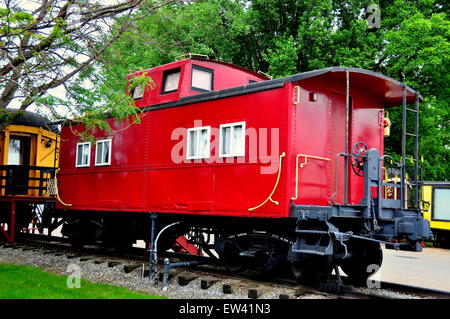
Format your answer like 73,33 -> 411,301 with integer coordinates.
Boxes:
175,53 -> 209,61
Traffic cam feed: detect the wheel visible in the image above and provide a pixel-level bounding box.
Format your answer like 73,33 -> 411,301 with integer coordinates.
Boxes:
101,234 -> 133,252
217,238 -> 249,273
340,241 -> 383,287
68,232 -> 85,250
61,219 -> 96,249
261,236 -> 290,274
290,254 -> 333,285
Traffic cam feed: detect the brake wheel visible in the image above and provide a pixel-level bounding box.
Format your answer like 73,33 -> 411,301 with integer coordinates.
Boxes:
351,142 -> 369,176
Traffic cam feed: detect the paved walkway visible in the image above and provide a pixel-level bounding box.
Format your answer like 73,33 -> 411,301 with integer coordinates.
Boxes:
371,246 -> 450,292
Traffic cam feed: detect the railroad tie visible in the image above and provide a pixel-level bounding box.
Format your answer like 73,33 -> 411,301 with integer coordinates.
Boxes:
177,273 -> 198,286
123,264 -> 141,274
107,261 -> 121,267
67,254 -> 81,259
200,277 -> 219,290
223,284 -> 233,294
22,247 -> 40,251
248,286 -> 269,299
294,289 -> 308,297
222,281 -> 242,294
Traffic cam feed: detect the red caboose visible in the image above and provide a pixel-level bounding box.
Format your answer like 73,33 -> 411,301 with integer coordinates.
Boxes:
55,57 -> 430,284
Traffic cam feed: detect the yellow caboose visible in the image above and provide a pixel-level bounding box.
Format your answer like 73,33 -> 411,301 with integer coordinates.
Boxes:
0,110 -> 59,243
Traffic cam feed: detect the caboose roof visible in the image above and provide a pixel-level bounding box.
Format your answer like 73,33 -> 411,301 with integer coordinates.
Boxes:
144,66 -> 422,112
281,67 -> 423,106
2,109 -> 58,132
54,64 -> 421,126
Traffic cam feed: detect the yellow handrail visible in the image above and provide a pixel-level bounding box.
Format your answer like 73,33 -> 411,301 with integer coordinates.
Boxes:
47,170 -> 72,207
291,154 -> 330,201
248,152 -> 286,212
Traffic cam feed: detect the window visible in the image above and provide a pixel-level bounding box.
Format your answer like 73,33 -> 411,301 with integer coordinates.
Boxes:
186,126 -> 210,160
191,65 -> 213,92
162,68 -> 181,94
7,138 -> 21,165
132,85 -> 144,100
76,142 -> 91,167
95,139 -> 112,166
433,188 -> 450,221
219,122 -> 245,157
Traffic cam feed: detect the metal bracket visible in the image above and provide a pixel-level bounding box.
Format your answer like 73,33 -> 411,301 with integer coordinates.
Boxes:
148,220 -> 183,284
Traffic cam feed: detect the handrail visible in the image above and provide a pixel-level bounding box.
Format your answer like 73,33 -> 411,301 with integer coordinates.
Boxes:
46,171 -> 72,207
248,152 -> 286,212
291,154 -> 331,201
0,165 -> 56,197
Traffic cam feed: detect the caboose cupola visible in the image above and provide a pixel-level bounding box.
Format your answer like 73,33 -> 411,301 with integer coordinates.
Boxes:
127,57 -> 268,108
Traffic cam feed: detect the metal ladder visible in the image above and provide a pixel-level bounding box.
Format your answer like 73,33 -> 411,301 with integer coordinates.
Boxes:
400,87 -> 420,210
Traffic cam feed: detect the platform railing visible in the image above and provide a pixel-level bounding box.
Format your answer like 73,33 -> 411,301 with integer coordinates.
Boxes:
330,151 -> 422,211
0,165 -> 57,197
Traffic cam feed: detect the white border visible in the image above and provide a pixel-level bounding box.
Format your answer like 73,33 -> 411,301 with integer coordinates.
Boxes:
95,139 -> 112,166
219,121 -> 246,158
186,126 -> 211,160
75,142 -> 91,168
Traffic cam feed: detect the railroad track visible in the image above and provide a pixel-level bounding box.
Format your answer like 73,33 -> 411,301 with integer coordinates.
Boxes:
2,235 -> 449,300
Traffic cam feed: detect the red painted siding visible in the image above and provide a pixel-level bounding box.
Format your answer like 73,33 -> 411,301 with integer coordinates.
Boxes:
57,60 -> 391,219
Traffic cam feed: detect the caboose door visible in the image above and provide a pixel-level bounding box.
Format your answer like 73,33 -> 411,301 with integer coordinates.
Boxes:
6,135 -> 31,195
330,93 -> 351,204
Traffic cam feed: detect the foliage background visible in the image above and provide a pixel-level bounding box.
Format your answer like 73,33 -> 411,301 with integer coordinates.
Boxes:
36,0 -> 450,180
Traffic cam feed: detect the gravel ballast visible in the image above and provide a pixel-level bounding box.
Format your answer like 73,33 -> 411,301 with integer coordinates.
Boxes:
0,244 -> 423,299
0,245 -> 306,299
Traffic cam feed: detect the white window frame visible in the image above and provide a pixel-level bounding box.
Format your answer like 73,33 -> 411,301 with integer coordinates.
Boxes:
219,121 -> 246,158
186,126 -> 211,160
162,68 -> 181,94
75,142 -> 91,168
95,139 -> 112,166
191,65 -> 213,92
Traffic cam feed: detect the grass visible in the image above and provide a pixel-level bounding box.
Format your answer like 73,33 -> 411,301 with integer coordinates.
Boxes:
0,263 -> 166,299
423,240 -> 434,248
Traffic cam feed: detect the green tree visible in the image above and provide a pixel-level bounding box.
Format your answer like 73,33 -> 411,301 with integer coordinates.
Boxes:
76,0 -> 449,180
0,0 -> 191,132
381,12 -> 450,180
